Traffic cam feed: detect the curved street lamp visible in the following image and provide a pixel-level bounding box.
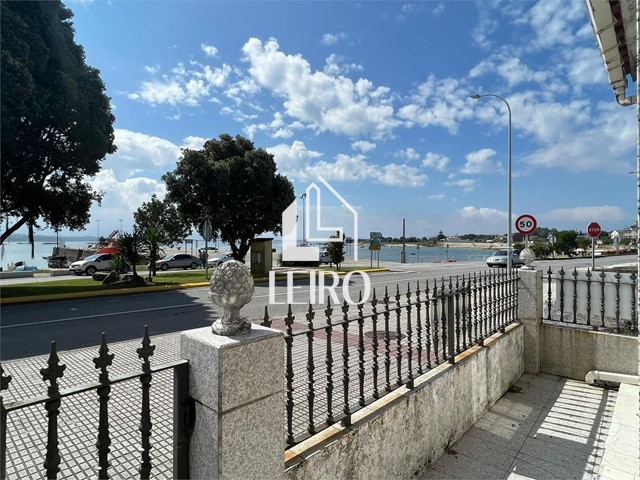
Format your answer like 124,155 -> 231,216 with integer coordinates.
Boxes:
471,93 -> 513,270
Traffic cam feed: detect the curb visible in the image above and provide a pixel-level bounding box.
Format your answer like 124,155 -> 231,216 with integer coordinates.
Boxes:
0,268 -> 389,305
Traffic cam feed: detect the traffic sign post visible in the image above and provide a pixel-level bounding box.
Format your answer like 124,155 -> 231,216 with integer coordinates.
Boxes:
587,222 -> 601,269
515,214 -> 537,253
548,234 -> 557,259
201,220 -> 213,278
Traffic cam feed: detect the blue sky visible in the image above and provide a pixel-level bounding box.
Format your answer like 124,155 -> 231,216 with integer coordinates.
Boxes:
49,0 -> 636,239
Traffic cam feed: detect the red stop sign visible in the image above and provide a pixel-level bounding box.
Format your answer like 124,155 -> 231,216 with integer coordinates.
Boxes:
587,222 -> 601,238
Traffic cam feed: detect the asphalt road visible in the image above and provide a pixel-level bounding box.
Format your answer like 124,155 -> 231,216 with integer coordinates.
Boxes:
1,255 -> 634,360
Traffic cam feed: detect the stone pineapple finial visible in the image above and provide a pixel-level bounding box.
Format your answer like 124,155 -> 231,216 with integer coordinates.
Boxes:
209,260 -> 255,335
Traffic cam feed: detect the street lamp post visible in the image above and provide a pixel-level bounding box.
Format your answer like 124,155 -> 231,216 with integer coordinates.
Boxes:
300,193 -> 307,246
97,219 -> 100,244
119,219 -> 123,236
471,93 -> 513,270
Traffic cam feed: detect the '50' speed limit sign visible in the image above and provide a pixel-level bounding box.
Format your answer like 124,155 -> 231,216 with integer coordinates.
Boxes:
515,214 -> 537,235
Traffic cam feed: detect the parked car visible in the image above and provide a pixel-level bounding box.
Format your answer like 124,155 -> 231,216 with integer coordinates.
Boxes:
207,253 -> 235,267
156,254 -> 202,271
486,249 -> 524,268
319,251 -> 331,264
69,253 -> 128,276
198,246 -> 219,256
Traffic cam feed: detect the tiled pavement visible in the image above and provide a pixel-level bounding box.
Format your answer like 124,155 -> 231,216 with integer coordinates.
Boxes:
422,373 -> 621,480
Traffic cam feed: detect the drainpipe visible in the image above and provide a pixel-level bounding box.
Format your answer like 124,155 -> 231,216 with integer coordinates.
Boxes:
614,86 -> 638,106
585,370 -> 639,386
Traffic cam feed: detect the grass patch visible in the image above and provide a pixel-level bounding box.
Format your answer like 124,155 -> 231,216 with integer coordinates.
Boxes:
0,271 -> 213,299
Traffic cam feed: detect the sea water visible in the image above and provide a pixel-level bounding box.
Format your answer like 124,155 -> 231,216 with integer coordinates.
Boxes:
0,242 -> 83,270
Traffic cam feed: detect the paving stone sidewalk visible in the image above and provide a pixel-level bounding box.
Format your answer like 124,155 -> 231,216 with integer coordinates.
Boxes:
422,373 -> 619,480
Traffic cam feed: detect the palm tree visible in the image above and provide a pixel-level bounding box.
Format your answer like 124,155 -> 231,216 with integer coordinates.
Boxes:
141,226 -> 165,280
116,231 -> 142,277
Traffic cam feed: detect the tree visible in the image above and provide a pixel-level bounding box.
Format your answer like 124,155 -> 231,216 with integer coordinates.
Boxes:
1,1 -> 116,248
116,232 -> 142,277
133,194 -> 191,247
140,226 -> 165,280
554,230 -> 578,256
326,231 -> 345,271
163,134 -> 294,261
436,230 -> 446,241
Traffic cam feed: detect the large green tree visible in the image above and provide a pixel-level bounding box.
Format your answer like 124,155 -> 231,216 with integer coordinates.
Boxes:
554,230 -> 578,256
133,194 -> 191,247
163,134 -> 294,260
1,1 -> 116,247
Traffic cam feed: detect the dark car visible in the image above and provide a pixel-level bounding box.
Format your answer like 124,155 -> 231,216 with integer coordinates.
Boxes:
156,254 -> 202,271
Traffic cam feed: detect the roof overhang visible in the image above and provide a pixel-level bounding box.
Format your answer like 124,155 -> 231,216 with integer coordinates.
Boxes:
585,0 -> 637,105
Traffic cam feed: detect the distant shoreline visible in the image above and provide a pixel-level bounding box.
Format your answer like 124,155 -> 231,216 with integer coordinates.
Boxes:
382,242 -> 504,249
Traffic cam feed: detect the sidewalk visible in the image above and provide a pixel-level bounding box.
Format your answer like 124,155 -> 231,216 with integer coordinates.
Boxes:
422,373 -> 620,479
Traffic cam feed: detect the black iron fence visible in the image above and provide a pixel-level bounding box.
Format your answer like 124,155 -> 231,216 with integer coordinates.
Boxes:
261,270 -> 519,448
544,267 -> 638,334
0,327 -> 193,480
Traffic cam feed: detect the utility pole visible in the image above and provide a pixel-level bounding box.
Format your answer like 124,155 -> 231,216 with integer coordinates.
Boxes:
401,218 -> 406,263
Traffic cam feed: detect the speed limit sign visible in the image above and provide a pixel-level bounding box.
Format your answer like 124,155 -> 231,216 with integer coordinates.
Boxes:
515,214 -> 537,235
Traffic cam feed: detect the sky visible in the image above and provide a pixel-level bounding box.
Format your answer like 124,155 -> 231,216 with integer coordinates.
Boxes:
40,0 -> 638,240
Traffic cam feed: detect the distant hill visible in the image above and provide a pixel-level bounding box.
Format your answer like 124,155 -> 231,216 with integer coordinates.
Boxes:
4,233 -> 97,243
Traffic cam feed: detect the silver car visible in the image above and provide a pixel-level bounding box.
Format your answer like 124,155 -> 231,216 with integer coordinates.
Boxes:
207,253 -> 235,267
486,249 -> 524,268
69,253 -> 125,276
156,254 -> 202,271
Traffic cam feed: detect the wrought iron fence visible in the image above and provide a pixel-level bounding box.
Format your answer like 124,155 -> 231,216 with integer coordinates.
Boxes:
0,327 -> 193,480
544,266 -> 638,333
261,270 -> 519,448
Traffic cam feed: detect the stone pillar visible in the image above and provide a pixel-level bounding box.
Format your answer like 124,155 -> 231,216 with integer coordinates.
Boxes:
518,269 -> 543,374
180,326 -> 284,480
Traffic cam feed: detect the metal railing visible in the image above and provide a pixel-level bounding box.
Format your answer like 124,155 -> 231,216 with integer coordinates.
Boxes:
0,326 -> 193,480
544,266 -> 638,333
261,270 -> 519,448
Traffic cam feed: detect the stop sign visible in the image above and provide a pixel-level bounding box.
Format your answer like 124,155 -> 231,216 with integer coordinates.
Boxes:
587,222 -> 601,238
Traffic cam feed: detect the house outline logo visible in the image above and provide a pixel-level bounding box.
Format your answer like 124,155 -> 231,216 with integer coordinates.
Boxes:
282,176 -> 359,262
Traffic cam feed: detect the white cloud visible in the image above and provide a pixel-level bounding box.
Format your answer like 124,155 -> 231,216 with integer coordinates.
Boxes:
458,206 -> 507,220
428,193 -> 445,200
469,56 -> 550,87
543,206 -> 624,222
111,129 -> 181,172
130,62 -> 232,107
324,54 -> 363,76
398,75 -> 474,133
517,0 -> 587,51
267,141 -> 426,187
432,2 -> 445,16
351,141 -> 376,153
321,32 -> 346,46
182,136 -> 207,150
445,178 -> 476,193
564,47 -> 608,91
523,102 -> 635,172
144,64 -> 160,75
241,37 -> 398,138
395,147 -> 420,161
461,148 -> 503,174
201,43 -> 218,57
244,112 -> 307,139
421,152 -> 449,172
266,140 -> 323,178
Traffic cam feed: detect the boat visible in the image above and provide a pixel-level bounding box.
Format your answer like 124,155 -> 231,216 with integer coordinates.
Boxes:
96,246 -> 119,254
43,255 -> 69,268
7,261 -> 38,272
